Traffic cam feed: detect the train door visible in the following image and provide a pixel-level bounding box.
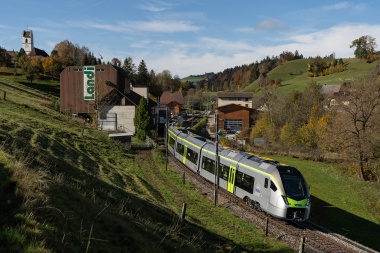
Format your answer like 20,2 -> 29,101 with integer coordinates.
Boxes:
182,145 -> 188,164
227,166 -> 236,193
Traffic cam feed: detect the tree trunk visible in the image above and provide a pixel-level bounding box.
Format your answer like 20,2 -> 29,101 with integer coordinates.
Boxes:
358,154 -> 365,180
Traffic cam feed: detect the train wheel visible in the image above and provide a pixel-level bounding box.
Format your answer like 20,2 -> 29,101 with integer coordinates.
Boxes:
244,197 -> 253,208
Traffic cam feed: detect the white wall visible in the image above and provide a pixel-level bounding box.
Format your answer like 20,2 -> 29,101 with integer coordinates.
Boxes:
100,106 -> 136,133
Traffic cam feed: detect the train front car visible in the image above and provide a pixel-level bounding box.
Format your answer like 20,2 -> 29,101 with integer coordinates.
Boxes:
273,166 -> 310,220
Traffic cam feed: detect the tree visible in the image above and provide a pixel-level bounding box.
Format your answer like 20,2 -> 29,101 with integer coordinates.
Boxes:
111,58 -> 121,67
54,40 -> 89,67
134,97 -> 153,140
136,60 -> 150,86
43,54 -> 62,80
20,56 -> 43,83
0,46 -> 11,66
122,57 -> 136,84
327,71 -> 380,180
350,35 -> 377,60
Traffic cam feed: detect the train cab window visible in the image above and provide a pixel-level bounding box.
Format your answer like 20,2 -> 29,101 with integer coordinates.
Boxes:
168,136 -> 175,149
219,164 -> 229,181
176,142 -> 185,155
187,147 -> 198,165
264,178 -> 269,188
235,171 -> 254,194
202,156 -> 215,174
270,181 -> 277,192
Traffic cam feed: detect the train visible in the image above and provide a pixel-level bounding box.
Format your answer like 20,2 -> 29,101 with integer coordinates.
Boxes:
167,125 -> 311,220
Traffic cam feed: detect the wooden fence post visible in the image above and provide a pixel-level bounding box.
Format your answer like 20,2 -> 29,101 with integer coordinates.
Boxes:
181,203 -> 187,223
299,236 -> 305,253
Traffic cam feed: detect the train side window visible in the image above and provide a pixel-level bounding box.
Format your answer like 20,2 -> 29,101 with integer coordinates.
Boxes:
176,142 -> 184,155
235,171 -> 254,194
187,147 -> 198,165
270,180 -> 277,192
264,178 -> 269,188
168,136 -> 175,149
202,156 -> 215,174
219,164 -> 229,181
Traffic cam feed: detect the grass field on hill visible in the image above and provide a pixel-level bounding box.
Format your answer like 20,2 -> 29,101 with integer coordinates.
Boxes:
243,58 -> 380,95
1,69 -> 379,252
263,154 -> 380,250
0,72 -> 292,252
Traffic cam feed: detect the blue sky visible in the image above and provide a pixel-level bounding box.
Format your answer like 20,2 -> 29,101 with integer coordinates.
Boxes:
1,0 -> 380,78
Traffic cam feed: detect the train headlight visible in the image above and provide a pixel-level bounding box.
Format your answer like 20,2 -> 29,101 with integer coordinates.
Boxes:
306,198 -> 310,206
281,195 -> 289,205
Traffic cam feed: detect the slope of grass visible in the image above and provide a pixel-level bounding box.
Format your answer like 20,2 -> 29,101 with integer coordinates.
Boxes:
0,71 -> 292,252
243,58 -> 380,95
263,155 -> 380,251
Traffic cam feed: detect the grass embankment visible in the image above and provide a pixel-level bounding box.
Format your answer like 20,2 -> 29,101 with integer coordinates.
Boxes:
264,155 -> 380,251
0,72 -> 292,252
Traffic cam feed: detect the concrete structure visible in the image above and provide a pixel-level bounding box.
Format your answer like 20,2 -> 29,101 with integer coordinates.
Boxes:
21,30 -> 48,58
22,30 -> 34,54
217,92 -> 254,108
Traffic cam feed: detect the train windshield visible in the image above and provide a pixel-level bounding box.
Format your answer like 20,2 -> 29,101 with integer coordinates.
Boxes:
281,174 -> 308,199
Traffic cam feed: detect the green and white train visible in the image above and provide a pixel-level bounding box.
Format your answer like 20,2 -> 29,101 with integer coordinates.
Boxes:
168,126 -> 311,220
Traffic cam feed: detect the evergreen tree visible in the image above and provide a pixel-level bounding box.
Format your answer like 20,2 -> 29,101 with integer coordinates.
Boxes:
134,97 -> 153,140
136,59 -> 150,86
123,57 -> 136,84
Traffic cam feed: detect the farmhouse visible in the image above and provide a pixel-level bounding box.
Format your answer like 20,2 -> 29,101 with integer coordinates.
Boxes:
60,64 -> 153,133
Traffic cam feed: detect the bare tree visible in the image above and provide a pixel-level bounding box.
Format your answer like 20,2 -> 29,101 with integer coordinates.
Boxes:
329,71 -> 380,180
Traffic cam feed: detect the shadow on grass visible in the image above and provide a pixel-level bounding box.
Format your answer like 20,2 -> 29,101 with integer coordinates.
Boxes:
310,195 -> 380,251
18,81 -> 59,97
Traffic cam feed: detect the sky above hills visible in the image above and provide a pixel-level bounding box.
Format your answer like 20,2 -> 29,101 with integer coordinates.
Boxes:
1,0 -> 380,78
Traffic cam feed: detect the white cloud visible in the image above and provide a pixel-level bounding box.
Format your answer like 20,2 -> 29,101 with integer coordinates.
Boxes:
137,1 -> 174,12
140,23 -> 380,77
322,2 -> 349,11
255,19 -> 288,32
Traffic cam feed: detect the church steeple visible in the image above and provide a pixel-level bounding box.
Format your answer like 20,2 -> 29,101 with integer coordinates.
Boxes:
22,29 -> 34,54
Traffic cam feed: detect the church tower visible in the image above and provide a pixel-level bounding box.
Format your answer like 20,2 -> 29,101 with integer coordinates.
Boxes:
22,30 -> 34,54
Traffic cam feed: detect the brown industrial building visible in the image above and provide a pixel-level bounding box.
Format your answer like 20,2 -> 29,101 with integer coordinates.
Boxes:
216,104 -> 259,131
60,64 -> 130,114
60,64 -> 156,133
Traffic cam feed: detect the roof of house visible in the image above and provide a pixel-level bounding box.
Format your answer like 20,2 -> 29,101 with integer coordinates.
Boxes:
216,103 -> 254,111
160,91 -> 184,105
217,92 -> 253,98
321,84 -> 342,95
28,47 -> 49,58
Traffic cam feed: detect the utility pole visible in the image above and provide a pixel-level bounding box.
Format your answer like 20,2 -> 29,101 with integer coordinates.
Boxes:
214,111 -> 219,206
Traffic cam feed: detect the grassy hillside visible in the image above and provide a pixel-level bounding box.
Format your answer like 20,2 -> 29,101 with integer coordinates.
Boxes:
0,72 -> 292,252
243,58 -> 380,95
264,155 -> 380,250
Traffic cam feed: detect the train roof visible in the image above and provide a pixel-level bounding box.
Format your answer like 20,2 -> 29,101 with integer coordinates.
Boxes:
220,149 -> 247,162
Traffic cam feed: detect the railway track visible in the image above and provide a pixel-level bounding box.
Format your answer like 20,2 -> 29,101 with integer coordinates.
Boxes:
165,151 -> 378,253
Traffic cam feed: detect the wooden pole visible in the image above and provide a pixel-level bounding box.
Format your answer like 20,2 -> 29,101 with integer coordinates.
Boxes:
265,218 -> 269,237
181,203 -> 187,223
214,112 -> 219,206
299,236 -> 305,253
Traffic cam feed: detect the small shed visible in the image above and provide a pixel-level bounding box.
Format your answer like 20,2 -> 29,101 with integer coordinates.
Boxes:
109,132 -> 133,149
